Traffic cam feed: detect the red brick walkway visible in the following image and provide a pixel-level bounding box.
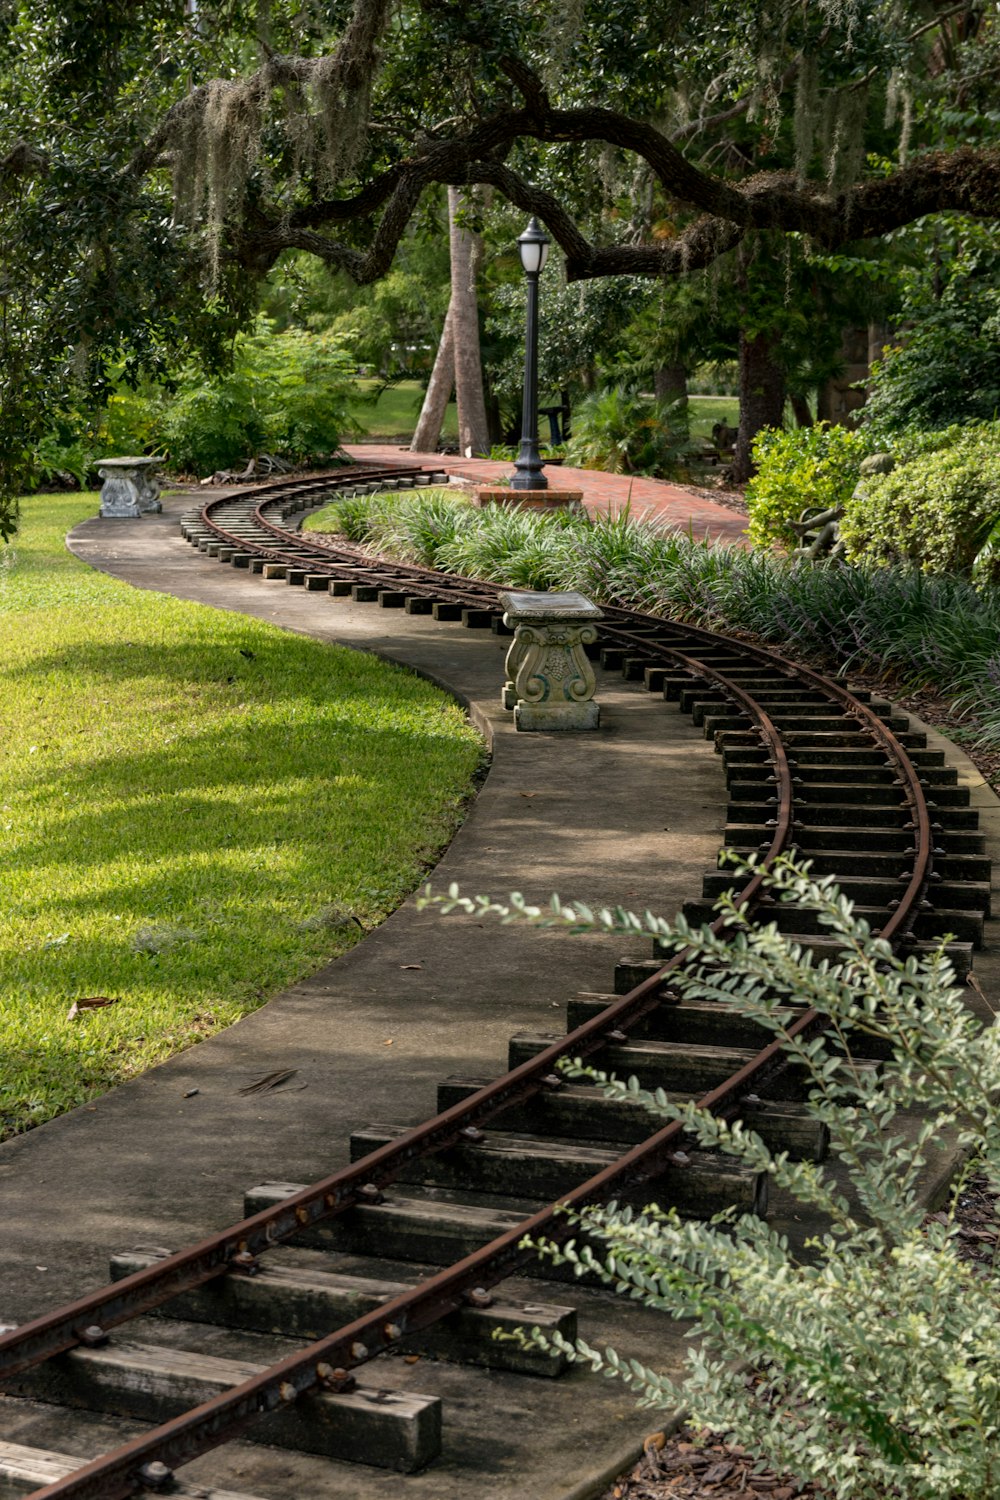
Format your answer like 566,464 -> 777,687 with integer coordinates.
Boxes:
344,443 -> 748,545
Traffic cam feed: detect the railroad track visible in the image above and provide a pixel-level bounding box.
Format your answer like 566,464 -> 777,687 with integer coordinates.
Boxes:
0,463 -> 990,1499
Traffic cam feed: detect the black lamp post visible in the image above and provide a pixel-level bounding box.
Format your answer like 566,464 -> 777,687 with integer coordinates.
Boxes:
511,216 -> 551,491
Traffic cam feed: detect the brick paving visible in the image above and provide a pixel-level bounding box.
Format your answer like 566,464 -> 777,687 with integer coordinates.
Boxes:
343,442 -> 749,545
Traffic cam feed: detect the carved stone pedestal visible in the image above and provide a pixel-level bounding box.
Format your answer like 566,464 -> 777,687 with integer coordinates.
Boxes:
499,589 -> 603,732
98,457 -> 162,518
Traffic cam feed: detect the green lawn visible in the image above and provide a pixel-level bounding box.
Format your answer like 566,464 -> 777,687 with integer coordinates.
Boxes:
688,394 -> 739,441
344,381 -> 738,447
0,494 -> 484,1139
346,378 -> 459,440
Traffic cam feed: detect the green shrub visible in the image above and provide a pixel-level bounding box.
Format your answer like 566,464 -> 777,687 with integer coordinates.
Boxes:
840,422 -> 1000,576
96,385 -> 166,457
423,858 -> 1000,1500
564,386 -> 687,477
861,233 -> 1000,443
746,422 -> 870,548
161,325 -> 358,474
161,371 -> 262,474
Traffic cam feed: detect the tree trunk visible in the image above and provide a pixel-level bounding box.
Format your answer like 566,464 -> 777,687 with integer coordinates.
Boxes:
410,303 -> 454,453
653,363 -> 687,406
447,185 -> 490,458
732,329 -> 785,482
789,392 -> 813,428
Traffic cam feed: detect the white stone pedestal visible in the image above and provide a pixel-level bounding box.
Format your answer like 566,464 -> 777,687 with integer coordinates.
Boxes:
98,457 -> 162,518
500,589 -> 603,731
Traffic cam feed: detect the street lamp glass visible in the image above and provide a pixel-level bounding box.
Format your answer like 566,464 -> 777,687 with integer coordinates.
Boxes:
517,217 -> 550,276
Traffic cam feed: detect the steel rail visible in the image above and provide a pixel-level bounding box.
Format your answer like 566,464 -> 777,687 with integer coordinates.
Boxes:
8,482 -> 935,1497
0,657 -> 789,1385
197,479 -> 934,937
20,666 -> 809,1500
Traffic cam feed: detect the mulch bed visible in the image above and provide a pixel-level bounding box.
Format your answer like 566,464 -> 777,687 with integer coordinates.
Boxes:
675,477 -> 749,517
600,1177 -> 998,1500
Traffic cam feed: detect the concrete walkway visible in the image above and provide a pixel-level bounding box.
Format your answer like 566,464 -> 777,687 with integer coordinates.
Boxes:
4,483 -> 998,1500
344,443 -> 749,544
0,491 -> 731,1500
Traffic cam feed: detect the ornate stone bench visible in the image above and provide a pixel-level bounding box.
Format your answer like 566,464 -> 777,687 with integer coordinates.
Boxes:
499,589 -> 603,731
98,457 -> 162,518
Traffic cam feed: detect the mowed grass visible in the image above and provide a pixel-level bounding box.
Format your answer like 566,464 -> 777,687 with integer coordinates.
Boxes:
346,378 -> 459,439
0,494 -> 484,1139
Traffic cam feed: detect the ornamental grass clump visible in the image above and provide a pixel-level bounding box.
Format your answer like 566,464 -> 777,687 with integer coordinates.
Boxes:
420,859 -> 1000,1500
302,488 -> 1000,748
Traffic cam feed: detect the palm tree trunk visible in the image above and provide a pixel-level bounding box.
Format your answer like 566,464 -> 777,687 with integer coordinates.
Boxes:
448,185 -> 490,457
410,303 -> 454,452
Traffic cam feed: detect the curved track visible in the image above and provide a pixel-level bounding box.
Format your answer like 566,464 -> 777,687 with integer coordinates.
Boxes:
0,465 -> 989,1499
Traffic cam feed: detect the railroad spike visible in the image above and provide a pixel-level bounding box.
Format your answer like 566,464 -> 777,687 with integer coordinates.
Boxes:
384,1322 -> 403,1341
229,1248 -> 260,1276
279,1381 -> 298,1402
541,1073 -> 563,1091
138,1461 -> 174,1492
318,1364 -> 357,1393
77,1324 -> 109,1348
460,1126 -> 485,1142
607,1029 -> 628,1043
358,1182 -> 384,1203
351,1340 -> 369,1360
465,1286 -> 494,1309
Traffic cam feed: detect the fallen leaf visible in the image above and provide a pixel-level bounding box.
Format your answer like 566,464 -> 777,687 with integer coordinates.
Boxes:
183,1088 -> 200,1098
383,1038 -> 394,1046
400,963 -> 422,970
66,996 -> 117,1020
518,791 -> 537,798
643,1431 -> 666,1454
238,1068 -> 299,1095
403,1354 -> 421,1365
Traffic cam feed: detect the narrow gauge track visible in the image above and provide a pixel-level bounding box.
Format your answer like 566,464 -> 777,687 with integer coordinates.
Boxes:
0,465 -> 990,1500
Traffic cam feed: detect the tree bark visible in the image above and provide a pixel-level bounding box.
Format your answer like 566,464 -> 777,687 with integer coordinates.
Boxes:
733,329 -> 785,482
410,302 -> 454,452
789,392 -> 813,427
447,185 -> 490,457
653,362 -> 688,406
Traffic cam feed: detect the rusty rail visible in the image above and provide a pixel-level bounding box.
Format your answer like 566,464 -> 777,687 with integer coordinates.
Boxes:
3,467 -> 938,1498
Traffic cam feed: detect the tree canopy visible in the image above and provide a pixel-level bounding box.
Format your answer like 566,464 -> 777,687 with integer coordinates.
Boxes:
1,0 -> 997,529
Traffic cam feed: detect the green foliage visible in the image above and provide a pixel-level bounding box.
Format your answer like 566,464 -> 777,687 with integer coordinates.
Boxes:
421,858 -> 1000,1500
308,486 -> 1000,751
862,224 -> 1000,442
565,387 -> 688,477
840,423 -> 1000,576
0,492 -> 483,1138
746,423 -> 871,548
305,488 -> 473,563
161,328 -> 357,474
